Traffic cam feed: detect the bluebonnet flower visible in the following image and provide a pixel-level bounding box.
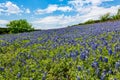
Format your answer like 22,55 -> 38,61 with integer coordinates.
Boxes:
91,61 -> 99,68
115,62 -> 120,69
75,51 -> 79,56
103,69 -> 107,74
70,52 -> 75,57
80,53 -> 86,60
103,41 -> 108,46
103,57 -> 108,63
91,43 -> 98,50
77,66 -> 81,71
31,69 -> 35,72
100,72 -> 106,80
17,72 -> 21,78
42,72 -> 47,80
101,37 -> 105,41
99,56 -> 103,61
95,68 -> 100,76
77,76 -> 80,80
108,49 -> 112,55
99,48 -> 102,53
108,70 -> 113,74
30,78 -> 33,80
0,67 -> 4,72
115,44 -> 120,52
42,76 -> 46,80
113,78 -> 117,80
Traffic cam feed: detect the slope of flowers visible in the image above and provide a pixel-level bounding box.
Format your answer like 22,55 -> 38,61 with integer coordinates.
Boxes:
0,21 -> 120,80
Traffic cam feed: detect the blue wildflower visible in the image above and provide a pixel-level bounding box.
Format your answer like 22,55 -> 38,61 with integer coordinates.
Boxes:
77,76 -> 80,80
103,57 -> 108,63
115,62 -> 120,69
108,49 -> 112,55
0,67 -> 4,72
80,53 -> 86,60
99,56 -> 103,61
100,72 -> 106,80
108,70 -> 113,74
91,61 -> 99,68
17,72 -> 21,78
77,66 -> 81,71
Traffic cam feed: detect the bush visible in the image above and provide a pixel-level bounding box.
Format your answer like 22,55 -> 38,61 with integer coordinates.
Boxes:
0,28 -> 9,34
100,13 -> 110,22
6,19 -> 34,33
111,9 -> 120,20
84,19 -> 95,24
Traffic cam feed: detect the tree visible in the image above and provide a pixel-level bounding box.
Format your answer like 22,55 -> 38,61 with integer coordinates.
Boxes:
6,19 -> 34,33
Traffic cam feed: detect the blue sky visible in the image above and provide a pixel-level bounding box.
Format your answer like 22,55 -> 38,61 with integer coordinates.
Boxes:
0,0 -> 120,29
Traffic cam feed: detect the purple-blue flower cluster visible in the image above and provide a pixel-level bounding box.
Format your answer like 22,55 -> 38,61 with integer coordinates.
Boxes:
0,20 -> 120,79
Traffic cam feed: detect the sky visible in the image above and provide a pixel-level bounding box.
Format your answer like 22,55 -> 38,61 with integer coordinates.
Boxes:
0,0 -> 120,29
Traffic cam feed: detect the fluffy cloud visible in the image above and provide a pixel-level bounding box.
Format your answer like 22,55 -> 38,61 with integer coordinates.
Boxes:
0,20 -> 9,24
32,15 -> 77,29
35,5 -> 72,14
79,5 -> 120,21
69,0 -> 114,7
57,6 -> 73,12
0,1 -> 31,15
0,1 -> 22,15
68,0 -> 114,13
25,8 -> 30,13
0,20 -> 9,27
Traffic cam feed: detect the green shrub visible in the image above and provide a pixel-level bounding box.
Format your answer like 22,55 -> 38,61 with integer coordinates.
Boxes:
6,19 -> 34,33
100,13 -> 110,22
111,9 -> 120,20
111,15 -> 120,20
0,28 -> 9,34
84,19 -> 95,24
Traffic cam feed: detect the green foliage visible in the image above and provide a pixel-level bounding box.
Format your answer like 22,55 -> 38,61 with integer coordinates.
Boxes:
0,28 -> 9,34
84,19 -> 95,24
111,9 -> 120,20
100,13 -> 110,22
6,19 -> 34,33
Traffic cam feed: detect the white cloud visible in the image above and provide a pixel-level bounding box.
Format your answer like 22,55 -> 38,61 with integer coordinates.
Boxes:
0,20 -> 9,27
0,20 -> 9,24
32,15 -> 76,29
69,0 -> 114,6
68,0 -> 114,12
57,6 -> 72,12
25,8 -> 30,13
0,1 -> 22,15
0,1 -> 31,15
35,4 -> 72,14
87,0 -> 113,6
79,5 -> 120,21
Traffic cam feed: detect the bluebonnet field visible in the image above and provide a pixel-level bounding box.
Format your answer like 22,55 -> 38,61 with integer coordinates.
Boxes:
0,20 -> 120,80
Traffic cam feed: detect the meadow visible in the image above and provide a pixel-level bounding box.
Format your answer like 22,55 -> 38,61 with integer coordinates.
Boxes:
0,20 -> 120,80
